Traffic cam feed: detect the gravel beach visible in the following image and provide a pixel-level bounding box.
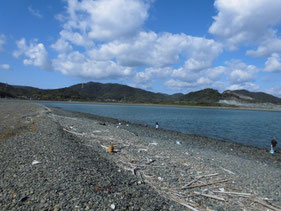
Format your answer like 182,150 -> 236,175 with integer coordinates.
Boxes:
1,100 -> 280,210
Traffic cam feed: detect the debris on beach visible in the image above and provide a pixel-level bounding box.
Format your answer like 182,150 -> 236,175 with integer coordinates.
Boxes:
50,110 -> 281,211
149,141 -> 158,146
110,204 -> 116,210
108,144 -> 114,153
32,160 -> 41,165
176,140 -> 181,145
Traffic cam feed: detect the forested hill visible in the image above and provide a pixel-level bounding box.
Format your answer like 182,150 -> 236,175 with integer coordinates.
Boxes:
1,82 -> 281,105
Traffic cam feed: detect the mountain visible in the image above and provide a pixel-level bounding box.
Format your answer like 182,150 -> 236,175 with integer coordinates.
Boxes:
1,82 -> 281,106
180,88 -> 222,103
0,82 -> 174,103
179,88 -> 281,106
222,90 -> 281,104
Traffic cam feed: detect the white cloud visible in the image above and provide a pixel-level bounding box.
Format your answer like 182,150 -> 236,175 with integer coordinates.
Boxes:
51,38 -> 73,52
59,0 -> 149,45
209,0 -> 281,49
0,34 -> 6,51
13,38 -> 52,71
264,53 -> 281,72
246,38 -> 281,57
28,6 -> 43,18
0,64 -> 10,70
89,32 -> 222,68
51,0 -> 223,87
53,51 -> 132,79
164,66 -> 226,92
227,83 -> 260,91
266,86 -> 281,97
226,60 -> 258,83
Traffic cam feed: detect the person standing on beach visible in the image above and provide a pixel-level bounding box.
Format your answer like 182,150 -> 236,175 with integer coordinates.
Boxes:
271,137 -> 277,153
155,122 -> 159,129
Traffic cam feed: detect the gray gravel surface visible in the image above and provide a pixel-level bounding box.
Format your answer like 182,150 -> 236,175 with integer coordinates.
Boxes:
1,100 -> 281,210
0,101 -> 183,210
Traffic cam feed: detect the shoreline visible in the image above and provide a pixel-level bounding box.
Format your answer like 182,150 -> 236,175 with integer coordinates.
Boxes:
39,100 -> 281,152
1,101 -> 281,210
3,98 -> 281,112
49,106 -> 281,166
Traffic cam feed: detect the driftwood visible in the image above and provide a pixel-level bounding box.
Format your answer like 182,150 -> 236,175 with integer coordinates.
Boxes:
178,173 -> 219,190
253,199 -> 281,211
63,128 -> 85,136
194,191 -> 225,202
187,179 -> 231,189
213,190 -> 252,197
169,196 -> 199,211
220,167 -> 235,175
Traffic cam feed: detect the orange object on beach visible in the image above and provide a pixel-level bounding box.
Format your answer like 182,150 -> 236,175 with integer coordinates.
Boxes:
108,144 -> 114,153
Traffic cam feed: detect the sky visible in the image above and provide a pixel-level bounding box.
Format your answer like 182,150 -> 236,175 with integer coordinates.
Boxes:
1,0 -> 281,97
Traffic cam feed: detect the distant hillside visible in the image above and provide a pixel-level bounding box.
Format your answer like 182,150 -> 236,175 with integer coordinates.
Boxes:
0,82 -> 175,103
180,88 -> 222,103
1,82 -> 281,106
222,90 -> 281,104
179,88 -> 281,106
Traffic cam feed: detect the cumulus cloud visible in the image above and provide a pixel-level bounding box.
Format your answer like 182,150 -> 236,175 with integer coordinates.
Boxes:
264,53 -> 281,72
246,38 -> 281,57
13,38 -> 52,71
0,34 -> 6,51
163,66 -> 226,92
226,60 -> 258,87
50,0 -> 223,86
51,38 -> 73,52
53,51 -> 132,79
209,0 -> 281,49
89,32 -> 222,68
56,0 -> 149,48
0,64 -> 10,70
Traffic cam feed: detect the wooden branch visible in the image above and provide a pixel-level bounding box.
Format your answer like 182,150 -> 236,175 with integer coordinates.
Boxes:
213,190 -> 251,197
169,196 -> 199,211
63,128 -> 85,136
186,179 -> 231,189
220,167 -> 235,175
194,191 -> 225,202
253,199 -> 281,211
178,173 -> 219,190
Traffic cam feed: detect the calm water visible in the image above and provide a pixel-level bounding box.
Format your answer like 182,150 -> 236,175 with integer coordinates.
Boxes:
41,102 -> 281,149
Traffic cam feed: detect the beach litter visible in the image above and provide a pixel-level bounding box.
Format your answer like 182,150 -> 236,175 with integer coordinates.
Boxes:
107,144 -> 114,153
149,141 -> 158,146
110,204 -> 116,210
176,141 -> 181,145
32,160 -> 41,165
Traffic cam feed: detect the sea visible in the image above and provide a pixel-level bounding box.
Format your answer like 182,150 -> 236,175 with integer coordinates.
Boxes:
41,102 -> 281,149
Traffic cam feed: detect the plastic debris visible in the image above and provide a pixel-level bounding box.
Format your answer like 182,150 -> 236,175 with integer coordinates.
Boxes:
158,177 -> 164,181
176,141 -> 181,145
108,144 -> 114,153
149,141 -> 158,146
32,160 -> 41,165
110,204 -> 116,210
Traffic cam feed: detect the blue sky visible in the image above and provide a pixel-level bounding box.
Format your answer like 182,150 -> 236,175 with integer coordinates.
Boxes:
1,0 -> 281,97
